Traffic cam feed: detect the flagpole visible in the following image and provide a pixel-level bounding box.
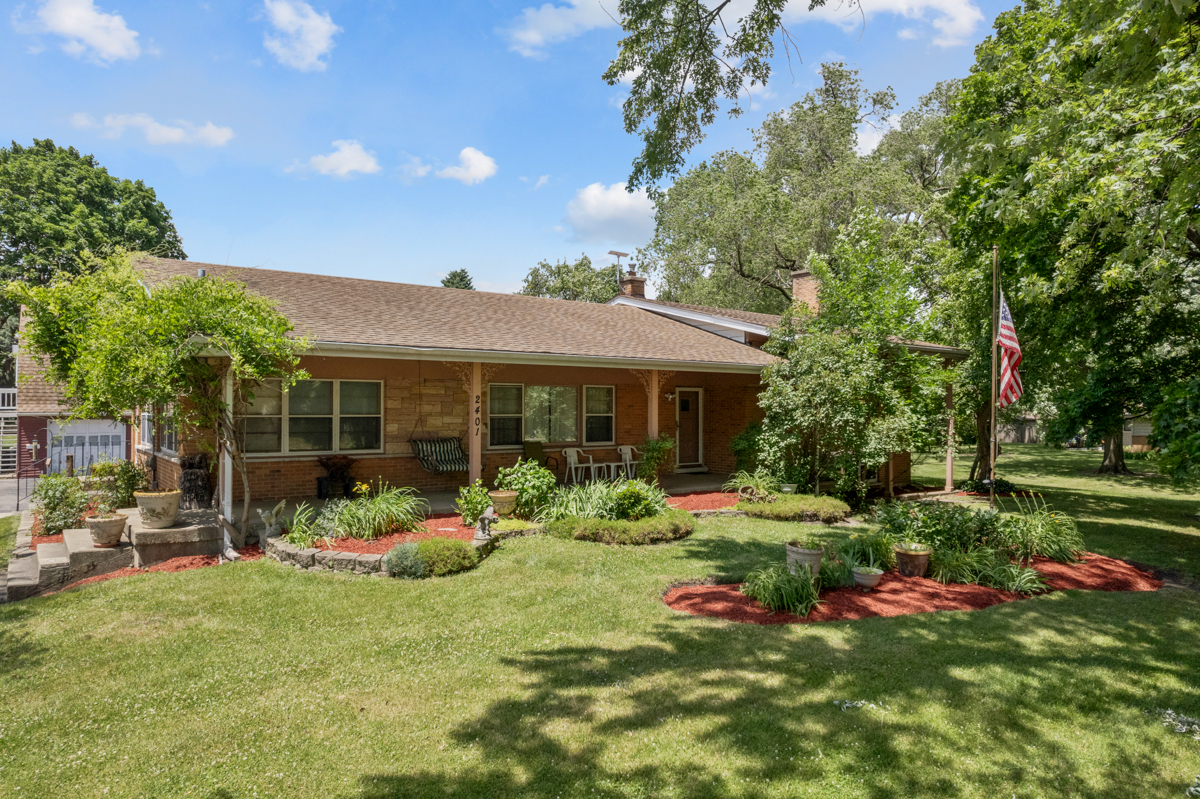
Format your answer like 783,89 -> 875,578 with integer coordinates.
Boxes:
990,244 -> 999,510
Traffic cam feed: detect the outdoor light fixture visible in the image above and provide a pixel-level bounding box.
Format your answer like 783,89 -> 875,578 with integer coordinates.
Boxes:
664,392 -> 675,402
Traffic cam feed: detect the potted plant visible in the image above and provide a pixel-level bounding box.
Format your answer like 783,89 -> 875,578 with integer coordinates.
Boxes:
894,541 -> 932,578
785,536 -> 823,577
317,455 -> 356,499
85,499 -> 128,548
487,490 -> 519,518
851,552 -> 884,589
134,488 -> 182,529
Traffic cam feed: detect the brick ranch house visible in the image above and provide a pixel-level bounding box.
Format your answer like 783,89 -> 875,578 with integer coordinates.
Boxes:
21,256 -> 964,521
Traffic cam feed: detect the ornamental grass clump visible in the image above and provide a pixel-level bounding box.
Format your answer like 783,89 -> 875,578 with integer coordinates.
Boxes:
336,482 -> 427,540
723,469 -> 780,502
538,478 -> 670,523
998,495 -> 1085,564
741,564 -> 822,617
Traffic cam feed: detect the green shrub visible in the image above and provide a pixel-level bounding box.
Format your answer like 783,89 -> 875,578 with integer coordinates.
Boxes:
929,547 -> 997,585
383,542 -> 426,579
494,459 -> 557,519
997,495 -> 1085,564
282,501 -> 336,548
88,457 -> 149,508
837,532 -> 896,571
959,477 -> 1020,494
336,482 -> 427,540
544,509 -> 694,545
730,422 -> 763,472
979,562 -> 1049,595
871,501 -> 1001,552
32,473 -> 91,535
722,469 -> 780,500
416,537 -> 479,576
455,479 -> 491,525
741,564 -> 822,617
817,548 -> 855,589
539,478 -> 669,522
740,493 -> 850,523
636,434 -> 675,482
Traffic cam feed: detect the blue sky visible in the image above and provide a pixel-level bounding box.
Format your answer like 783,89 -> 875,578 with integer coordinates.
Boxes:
2,0 -> 1017,292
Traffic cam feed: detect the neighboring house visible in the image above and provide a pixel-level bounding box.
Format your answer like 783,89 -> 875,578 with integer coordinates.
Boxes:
999,416 -> 1041,445
14,314 -> 131,476
1123,417 -> 1154,452
124,258 -> 964,521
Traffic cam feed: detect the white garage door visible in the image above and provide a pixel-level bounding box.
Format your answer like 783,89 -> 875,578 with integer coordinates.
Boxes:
48,420 -> 126,474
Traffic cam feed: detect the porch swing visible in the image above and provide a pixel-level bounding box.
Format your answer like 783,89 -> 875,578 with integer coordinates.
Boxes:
408,361 -> 470,474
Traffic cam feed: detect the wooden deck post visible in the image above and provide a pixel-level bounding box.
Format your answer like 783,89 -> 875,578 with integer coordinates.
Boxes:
469,362 -> 482,485
945,381 -> 955,492
648,369 -> 659,439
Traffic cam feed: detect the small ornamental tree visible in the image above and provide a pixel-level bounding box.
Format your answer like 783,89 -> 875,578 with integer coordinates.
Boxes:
8,254 -> 307,537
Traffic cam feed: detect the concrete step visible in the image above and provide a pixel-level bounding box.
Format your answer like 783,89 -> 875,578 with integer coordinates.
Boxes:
36,542 -> 71,593
63,528 -> 133,583
5,551 -> 38,602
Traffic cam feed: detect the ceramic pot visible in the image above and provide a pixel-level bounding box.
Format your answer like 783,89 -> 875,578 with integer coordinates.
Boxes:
894,545 -> 932,578
853,566 -> 884,590
85,513 -> 128,548
785,541 -> 822,577
779,484 -> 799,494
134,489 -> 182,529
488,490 -> 519,518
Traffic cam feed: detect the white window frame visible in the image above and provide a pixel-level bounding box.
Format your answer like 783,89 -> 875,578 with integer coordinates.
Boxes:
582,385 -> 616,445
237,379 -> 385,457
487,383 -> 525,449
138,410 -> 154,452
156,403 -> 178,455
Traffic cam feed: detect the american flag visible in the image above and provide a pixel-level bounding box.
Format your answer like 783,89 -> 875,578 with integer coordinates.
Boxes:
997,291 -> 1023,408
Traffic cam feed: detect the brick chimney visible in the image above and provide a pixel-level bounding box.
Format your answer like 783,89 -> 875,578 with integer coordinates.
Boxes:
791,269 -> 819,314
619,267 -> 647,299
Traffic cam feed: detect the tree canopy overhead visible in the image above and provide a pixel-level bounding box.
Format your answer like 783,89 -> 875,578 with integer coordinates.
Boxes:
0,139 -> 185,385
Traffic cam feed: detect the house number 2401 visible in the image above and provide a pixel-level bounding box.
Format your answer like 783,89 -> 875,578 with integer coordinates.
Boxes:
474,394 -> 481,436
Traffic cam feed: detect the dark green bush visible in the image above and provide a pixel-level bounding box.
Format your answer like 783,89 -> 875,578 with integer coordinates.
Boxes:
88,457 -> 149,508
416,537 -> 479,576
544,509 -> 694,544
871,501 -> 1001,552
740,494 -> 850,523
383,542 -> 426,579
494,459 -> 557,519
730,422 -> 763,472
959,477 -> 1019,494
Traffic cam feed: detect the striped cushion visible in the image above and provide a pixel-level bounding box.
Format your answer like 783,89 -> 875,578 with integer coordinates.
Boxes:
410,437 -> 470,473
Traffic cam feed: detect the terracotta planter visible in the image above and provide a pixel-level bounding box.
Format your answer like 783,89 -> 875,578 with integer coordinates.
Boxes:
785,541 -> 822,577
894,545 -> 932,578
134,489 -> 182,529
488,490 -> 519,518
853,566 -> 884,590
85,513 -> 128,548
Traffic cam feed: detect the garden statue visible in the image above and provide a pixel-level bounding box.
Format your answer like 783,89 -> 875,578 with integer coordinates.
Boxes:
257,499 -> 287,543
475,505 -> 498,541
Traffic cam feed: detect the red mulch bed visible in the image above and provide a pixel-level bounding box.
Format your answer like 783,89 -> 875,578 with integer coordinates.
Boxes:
34,534 -> 65,547
668,491 -> 740,511
663,553 -> 1162,625
51,545 -> 265,594
312,514 -> 476,554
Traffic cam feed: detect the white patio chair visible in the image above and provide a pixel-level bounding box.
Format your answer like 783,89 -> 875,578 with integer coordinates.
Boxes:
562,448 -> 599,483
617,446 -> 641,479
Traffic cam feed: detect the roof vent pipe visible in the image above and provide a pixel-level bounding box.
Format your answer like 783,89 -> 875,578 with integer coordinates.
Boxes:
197,268 -> 207,278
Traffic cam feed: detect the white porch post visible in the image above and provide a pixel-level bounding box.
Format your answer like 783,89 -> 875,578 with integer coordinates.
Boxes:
221,368 -> 234,520
945,381 -> 955,492
647,369 -> 659,439
469,361 -> 482,484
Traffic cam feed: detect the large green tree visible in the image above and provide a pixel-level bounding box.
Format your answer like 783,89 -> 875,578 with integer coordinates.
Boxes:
8,254 -> 305,536
441,268 -> 475,290
0,139 -> 185,385
946,0 -> 1200,474
517,255 -> 622,303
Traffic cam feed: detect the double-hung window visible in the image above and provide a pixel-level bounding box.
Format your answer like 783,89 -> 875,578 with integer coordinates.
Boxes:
583,386 -> 615,444
524,386 -> 578,443
158,404 -> 178,454
237,379 -> 382,454
488,385 -> 524,447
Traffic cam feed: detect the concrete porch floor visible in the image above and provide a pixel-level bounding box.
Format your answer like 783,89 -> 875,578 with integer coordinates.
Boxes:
236,472 -> 731,533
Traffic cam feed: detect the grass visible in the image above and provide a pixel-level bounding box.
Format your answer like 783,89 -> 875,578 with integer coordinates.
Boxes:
0,514 -> 18,572
1,447 -> 1199,797
738,493 -> 851,523
912,442 -> 1200,583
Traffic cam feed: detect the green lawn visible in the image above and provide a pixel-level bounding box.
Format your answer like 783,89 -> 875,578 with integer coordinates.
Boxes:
0,514 -> 19,573
2,448 -> 1199,798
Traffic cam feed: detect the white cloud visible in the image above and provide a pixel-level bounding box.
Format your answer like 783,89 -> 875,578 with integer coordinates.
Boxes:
795,0 -> 984,48
897,27 -> 919,39
855,113 -> 901,156
294,140 -> 381,177
19,0 -> 140,63
398,154 -> 432,183
262,0 -> 340,72
503,0 -> 617,58
72,112 -> 234,146
749,86 -> 777,111
565,182 -> 655,244
520,174 -> 551,190
436,147 -> 498,185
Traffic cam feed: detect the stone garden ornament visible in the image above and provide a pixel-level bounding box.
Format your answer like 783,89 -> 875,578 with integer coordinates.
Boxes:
475,505 -> 499,541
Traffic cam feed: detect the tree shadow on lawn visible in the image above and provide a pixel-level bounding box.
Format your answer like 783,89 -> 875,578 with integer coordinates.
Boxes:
0,600 -> 46,679
358,590 -> 1200,799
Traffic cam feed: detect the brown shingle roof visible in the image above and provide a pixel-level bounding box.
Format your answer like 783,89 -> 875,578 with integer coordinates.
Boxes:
630,298 -> 784,328
138,258 -> 776,370
15,312 -> 70,415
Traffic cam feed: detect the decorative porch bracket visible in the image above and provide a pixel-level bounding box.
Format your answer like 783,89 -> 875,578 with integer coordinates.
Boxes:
629,369 -> 675,439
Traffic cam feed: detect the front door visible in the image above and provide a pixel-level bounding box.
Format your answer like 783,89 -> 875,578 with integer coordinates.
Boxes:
676,389 -> 703,469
